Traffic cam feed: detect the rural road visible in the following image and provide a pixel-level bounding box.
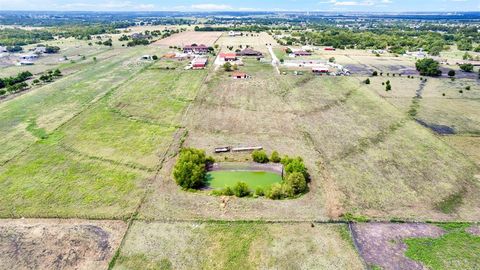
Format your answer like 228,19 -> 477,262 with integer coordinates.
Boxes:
267,45 -> 281,74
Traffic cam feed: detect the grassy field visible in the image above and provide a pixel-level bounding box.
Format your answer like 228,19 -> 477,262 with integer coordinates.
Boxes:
206,171 -> 282,190
0,48 -> 206,218
114,222 -> 363,270
405,223 -> 480,270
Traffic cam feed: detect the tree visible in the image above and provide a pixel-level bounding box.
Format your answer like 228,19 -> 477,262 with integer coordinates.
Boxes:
386,84 -> 392,91
152,55 -> 158,60
223,62 -> 232,72
173,148 -> 211,189
270,151 -> 281,163
448,70 -> 456,77
329,57 -> 335,63
372,71 -> 378,76
285,172 -> 307,195
252,150 -> 269,163
459,63 -> 474,72
265,183 -> 284,200
284,157 -> 307,178
415,58 -> 441,76
364,78 -> 370,84
45,46 -> 60,53
233,182 -> 251,197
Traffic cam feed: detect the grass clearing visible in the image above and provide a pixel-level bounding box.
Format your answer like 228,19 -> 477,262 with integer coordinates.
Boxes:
206,171 -> 282,190
405,224 -> 480,270
114,222 -> 363,270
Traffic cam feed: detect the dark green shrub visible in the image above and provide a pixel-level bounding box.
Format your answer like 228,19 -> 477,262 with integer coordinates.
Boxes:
285,172 -> 307,195
270,151 -> 281,163
173,148 -> 211,189
252,150 -> 269,163
233,182 -> 250,197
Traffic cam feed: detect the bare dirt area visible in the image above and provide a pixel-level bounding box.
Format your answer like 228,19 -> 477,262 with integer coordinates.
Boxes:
351,223 -> 445,270
466,225 -> 480,236
0,219 -> 127,270
152,31 -> 222,47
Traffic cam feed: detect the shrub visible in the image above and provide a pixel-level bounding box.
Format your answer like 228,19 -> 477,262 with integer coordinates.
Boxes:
285,172 -> 307,195
283,157 -> 307,178
466,86 -> 471,91
364,78 -> 370,84
233,182 -> 251,197
372,71 -> 378,76
448,70 -> 456,77
223,62 -> 232,72
459,63 -> 474,72
386,84 -> 392,91
255,187 -> 265,196
415,58 -> 442,76
173,148 -> 211,189
265,183 -> 284,200
152,55 -> 158,60
252,150 -> 269,163
270,151 -> 281,163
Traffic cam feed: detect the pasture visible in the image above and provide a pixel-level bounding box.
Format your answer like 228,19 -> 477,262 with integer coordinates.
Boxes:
152,31 -> 222,47
114,222 -> 363,270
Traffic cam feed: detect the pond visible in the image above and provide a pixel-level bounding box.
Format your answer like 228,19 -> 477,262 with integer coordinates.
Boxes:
206,170 -> 283,190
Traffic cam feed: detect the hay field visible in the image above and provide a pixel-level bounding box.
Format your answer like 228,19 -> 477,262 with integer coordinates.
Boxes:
153,31 -> 222,47
216,32 -> 277,55
114,222 -> 363,270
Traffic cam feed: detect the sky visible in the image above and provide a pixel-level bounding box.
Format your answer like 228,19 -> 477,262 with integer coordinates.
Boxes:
0,0 -> 478,12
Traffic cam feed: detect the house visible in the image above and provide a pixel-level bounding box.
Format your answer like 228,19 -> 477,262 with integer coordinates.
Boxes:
236,48 -> 263,57
19,60 -> 34,65
312,65 -> 329,74
219,52 -> 237,61
324,47 -> 336,51
183,44 -> 209,55
228,31 -> 240,37
231,72 -> 248,79
191,57 -> 208,69
141,55 -> 153,60
292,51 -> 312,57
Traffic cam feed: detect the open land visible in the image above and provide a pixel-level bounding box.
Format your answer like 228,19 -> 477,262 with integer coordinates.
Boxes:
1,24 -> 480,270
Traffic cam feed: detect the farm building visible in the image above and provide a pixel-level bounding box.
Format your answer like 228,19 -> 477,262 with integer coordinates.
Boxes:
228,31 -> 240,37
163,53 -> 176,59
324,47 -> 336,51
19,60 -> 34,65
183,44 -> 209,54
231,72 -> 249,79
191,57 -> 208,69
312,66 -> 330,74
141,55 -> 153,60
33,46 -> 47,54
219,52 -> 237,61
0,46 -> 6,52
131,33 -> 150,40
236,48 -> 263,57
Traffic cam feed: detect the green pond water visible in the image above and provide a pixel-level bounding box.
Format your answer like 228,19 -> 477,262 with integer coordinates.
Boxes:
206,171 -> 282,189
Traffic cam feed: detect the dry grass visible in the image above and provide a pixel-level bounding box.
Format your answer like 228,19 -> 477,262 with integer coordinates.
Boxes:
115,221 -> 363,270
152,31 -> 222,47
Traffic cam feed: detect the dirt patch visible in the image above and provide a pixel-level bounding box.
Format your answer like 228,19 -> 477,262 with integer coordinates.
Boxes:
415,119 -> 456,135
153,31 -> 222,47
209,162 -> 283,175
0,219 -> 127,270
466,225 -> 480,236
351,223 -> 445,270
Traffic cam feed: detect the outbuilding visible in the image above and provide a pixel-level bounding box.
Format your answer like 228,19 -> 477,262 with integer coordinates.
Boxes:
219,52 -> 237,61
191,57 -> 208,69
231,72 -> 248,79
183,44 -> 209,54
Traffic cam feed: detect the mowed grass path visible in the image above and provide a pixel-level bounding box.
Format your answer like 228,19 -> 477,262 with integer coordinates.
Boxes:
0,51 -> 207,218
206,171 -> 282,190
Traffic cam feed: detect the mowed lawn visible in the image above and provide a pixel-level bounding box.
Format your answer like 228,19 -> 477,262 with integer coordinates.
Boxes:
0,51 -> 206,218
114,222 -> 363,270
206,171 -> 282,189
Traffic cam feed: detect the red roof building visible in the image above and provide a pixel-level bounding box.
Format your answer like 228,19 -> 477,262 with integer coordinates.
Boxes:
183,44 -> 209,54
324,47 -> 336,51
191,58 -> 208,69
231,72 -> 248,79
219,52 -> 237,61
293,51 -> 312,57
